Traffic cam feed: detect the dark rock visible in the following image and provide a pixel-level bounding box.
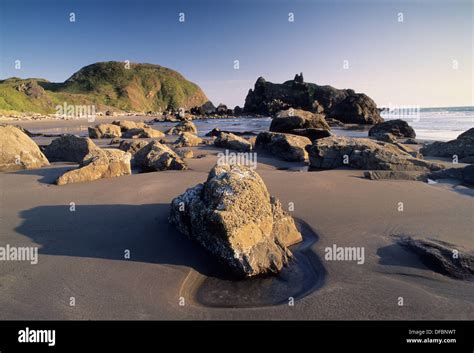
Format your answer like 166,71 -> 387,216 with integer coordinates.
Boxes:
428,164 -> 474,186
369,119 -> 416,138
244,74 -> 383,124
395,236 -> 474,280
206,128 -> 256,137
325,93 -> 383,124
421,128 -> 474,159
364,171 -> 428,182
290,128 -> 332,142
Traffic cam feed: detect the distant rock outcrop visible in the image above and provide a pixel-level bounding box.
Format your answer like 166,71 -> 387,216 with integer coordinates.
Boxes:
169,164 -> 302,277
244,74 -> 383,124
0,125 -> 49,171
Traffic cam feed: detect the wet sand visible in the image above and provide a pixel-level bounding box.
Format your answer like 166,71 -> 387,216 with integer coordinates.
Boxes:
0,120 -> 473,320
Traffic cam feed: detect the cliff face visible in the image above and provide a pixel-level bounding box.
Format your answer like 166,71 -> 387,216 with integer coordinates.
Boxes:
0,62 -> 210,114
244,73 -> 383,124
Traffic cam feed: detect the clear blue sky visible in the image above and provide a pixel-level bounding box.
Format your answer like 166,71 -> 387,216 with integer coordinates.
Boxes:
0,0 -> 472,108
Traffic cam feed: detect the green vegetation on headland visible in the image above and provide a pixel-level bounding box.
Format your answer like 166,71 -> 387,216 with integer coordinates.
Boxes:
0,62 -> 209,115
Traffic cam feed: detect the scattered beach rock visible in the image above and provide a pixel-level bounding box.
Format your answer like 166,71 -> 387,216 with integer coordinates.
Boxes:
420,128 -> 474,159
118,140 -> 149,156
88,124 -> 122,139
369,119 -> 416,139
122,127 -> 164,139
364,171 -> 428,182
0,125 -> 49,171
44,135 -> 99,163
256,132 -> 311,162
174,148 -> 193,159
206,128 -> 256,137
165,120 -> 197,135
325,118 -> 345,127
271,109 -> 330,133
428,164 -> 474,186
169,164 -> 302,277
395,236 -> 474,280
308,136 -> 444,171
134,140 -> 186,171
112,120 -> 149,131
56,149 -> 131,185
371,132 -> 398,143
214,131 -> 252,152
174,132 -> 203,147
290,128 -> 332,142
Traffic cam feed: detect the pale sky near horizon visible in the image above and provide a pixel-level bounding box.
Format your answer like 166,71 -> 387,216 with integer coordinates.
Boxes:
1,0 -> 472,108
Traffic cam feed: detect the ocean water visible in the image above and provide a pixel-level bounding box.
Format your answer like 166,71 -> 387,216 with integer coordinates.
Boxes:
189,106 -> 473,142
381,106 -> 474,141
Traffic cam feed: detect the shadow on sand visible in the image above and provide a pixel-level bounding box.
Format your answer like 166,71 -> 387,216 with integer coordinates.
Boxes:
15,204 -> 326,307
15,203 -> 223,277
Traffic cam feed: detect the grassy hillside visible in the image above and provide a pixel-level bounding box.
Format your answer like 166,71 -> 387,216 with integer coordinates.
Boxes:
0,62 -> 209,114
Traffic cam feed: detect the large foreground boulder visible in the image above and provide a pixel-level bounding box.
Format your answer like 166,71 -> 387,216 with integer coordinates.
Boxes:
271,109 -> 330,133
214,131 -> 252,152
44,135 -> 99,163
308,136 -> 444,171
0,125 -> 49,171
56,149 -> 131,185
369,119 -> 416,139
88,124 -> 122,139
133,141 -> 186,171
169,164 -> 302,277
420,128 -> 474,159
256,132 -> 311,162
395,236 -> 474,280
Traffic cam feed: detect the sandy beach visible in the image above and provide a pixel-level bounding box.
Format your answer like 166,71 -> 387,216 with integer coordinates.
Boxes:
0,117 -> 472,320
